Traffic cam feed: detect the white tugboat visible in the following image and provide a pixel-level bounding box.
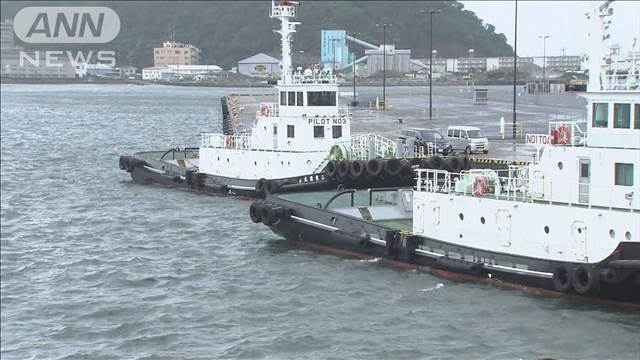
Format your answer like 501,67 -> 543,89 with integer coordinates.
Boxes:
120,1 -> 356,197
253,1 -> 639,303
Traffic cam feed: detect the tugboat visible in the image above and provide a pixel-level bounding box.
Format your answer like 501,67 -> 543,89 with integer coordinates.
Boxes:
120,1 -> 355,197
252,1 -> 640,304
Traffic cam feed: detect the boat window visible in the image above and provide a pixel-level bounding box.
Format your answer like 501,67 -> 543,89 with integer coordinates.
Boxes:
280,91 -> 286,106
332,125 -> 342,139
314,126 -> 324,138
613,103 -> 631,128
634,104 -> 640,129
297,92 -> 304,106
592,103 -> 608,128
287,125 -> 294,138
288,92 -> 296,106
614,163 -> 634,186
307,91 -> 336,106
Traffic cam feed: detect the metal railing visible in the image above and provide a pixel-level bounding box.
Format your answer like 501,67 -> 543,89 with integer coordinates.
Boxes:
281,73 -> 337,85
201,133 -> 252,150
601,72 -> 639,91
548,121 -> 587,146
350,134 -> 397,160
415,167 -> 639,211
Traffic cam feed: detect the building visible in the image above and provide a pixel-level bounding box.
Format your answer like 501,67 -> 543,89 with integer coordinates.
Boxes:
1,50 -> 76,79
321,30 -> 350,70
1,18 -> 14,50
485,57 -> 535,71
454,57 -> 488,73
544,55 -> 582,72
153,41 -> 201,67
142,64 -> 222,81
238,53 -> 280,78
75,63 -> 120,78
365,45 -> 411,75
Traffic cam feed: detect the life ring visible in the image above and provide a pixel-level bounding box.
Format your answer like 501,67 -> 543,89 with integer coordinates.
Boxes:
557,124 -> 571,145
472,176 -> 487,197
260,104 -> 269,117
224,136 -> 233,149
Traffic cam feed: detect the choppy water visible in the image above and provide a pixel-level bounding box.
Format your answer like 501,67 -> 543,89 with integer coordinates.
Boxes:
1,84 -> 639,359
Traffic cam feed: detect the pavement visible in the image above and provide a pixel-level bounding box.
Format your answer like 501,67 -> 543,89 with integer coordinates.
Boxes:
230,85 -> 587,162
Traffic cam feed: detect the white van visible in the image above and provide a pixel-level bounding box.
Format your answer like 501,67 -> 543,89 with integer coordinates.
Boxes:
446,126 -> 489,154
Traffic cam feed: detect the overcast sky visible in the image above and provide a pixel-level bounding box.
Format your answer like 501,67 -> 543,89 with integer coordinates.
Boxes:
461,0 -> 640,57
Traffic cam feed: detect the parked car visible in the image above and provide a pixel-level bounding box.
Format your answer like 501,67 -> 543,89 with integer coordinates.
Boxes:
446,126 -> 489,154
399,128 -> 453,155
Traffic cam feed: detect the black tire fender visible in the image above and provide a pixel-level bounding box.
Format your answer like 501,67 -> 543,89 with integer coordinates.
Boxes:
324,160 -> 338,179
383,158 -> 402,177
349,160 -> 366,180
249,202 -> 262,223
255,178 -> 267,198
366,159 -> 384,178
572,265 -> 600,295
266,180 -> 280,194
552,264 -> 573,293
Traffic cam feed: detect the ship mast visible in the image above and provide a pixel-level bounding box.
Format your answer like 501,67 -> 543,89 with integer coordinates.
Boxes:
271,1 -> 300,84
586,0 -> 615,91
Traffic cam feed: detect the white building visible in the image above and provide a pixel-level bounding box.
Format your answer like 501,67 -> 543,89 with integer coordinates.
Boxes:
142,64 -> 222,81
238,53 -> 281,78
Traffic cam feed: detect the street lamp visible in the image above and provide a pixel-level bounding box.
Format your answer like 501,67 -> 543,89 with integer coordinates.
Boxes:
420,9 -> 441,121
538,35 -> 551,92
376,23 -> 392,110
348,31 -> 361,107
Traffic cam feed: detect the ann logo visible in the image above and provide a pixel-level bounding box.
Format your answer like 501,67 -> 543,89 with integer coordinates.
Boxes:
26,12 -> 105,38
14,7 -> 120,44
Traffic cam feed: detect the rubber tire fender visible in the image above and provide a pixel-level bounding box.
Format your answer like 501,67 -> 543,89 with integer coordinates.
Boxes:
255,178 -> 267,198
249,202 -> 262,223
185,170 -> 196,187
324,160 -> 338,179
430,156 -> 445,170
366,159 -> 384,178
552,264 -> 573,293
446,157 -> 463,174
260,204 -> 273,225
337,160 -> 350,179
572,265 -> 600,295
383,158 -> 402,177
119,155 -> 127,170
265,180 -> 280,194
349,160 -> 366,180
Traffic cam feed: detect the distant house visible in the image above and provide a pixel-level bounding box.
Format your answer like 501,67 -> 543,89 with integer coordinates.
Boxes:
238,53 -> 280,78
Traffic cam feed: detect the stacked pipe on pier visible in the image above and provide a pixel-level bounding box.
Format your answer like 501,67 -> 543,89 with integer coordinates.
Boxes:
221,97 -> 232,135
323,156 -> 471,188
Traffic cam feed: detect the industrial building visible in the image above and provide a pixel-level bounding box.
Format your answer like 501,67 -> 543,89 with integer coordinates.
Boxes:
237,53 -> 280,78
154,41 -> 201,67
365,45 -> 411,75
320,30 -> 350,70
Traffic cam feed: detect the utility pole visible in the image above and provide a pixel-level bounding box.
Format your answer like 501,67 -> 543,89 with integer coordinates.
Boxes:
376,23 -> 392,110
348,32 -> 360,106
512,0 -> 518,140
538,35 -> 551,93
421,9 -> 441,121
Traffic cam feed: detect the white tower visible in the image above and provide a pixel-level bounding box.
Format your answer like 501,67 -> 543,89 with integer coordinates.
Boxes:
270,1 -> 300,84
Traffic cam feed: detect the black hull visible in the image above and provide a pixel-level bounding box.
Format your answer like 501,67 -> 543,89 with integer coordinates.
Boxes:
120,152 -> 334,198
257,195 -> 640,306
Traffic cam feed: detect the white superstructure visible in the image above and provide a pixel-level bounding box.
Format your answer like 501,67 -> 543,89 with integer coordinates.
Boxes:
198,1 -> 351,180
412,0 -> 639,266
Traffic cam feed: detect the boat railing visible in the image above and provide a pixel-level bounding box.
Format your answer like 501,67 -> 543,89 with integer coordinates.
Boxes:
415,167 -> 532,202
548,120 -> 588,146
201,133 -> 252,150
601,71 -> 639,91
415,167 -> 639,211
350,134 -> 397,160
281,73 -> 337,85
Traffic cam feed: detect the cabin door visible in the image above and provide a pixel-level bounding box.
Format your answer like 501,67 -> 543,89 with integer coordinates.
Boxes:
496,209 -> 511,247
273,124 -> 278,150
578,158 -> 591,204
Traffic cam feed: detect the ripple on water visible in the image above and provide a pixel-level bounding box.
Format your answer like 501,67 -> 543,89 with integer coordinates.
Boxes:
2,84 -> 639,360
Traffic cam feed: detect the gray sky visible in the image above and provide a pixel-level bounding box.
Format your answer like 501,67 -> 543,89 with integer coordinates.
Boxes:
461,0 -> 640,57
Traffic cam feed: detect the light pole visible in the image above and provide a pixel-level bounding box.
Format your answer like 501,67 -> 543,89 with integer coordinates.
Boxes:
538,35 -> 550,93
512,0 -> 518,140
420,9 -> 441,121
376,23 -> 392,110
348,31 -> 360,106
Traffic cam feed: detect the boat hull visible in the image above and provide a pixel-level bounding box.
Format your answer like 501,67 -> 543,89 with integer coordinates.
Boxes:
257,194 -> 640,305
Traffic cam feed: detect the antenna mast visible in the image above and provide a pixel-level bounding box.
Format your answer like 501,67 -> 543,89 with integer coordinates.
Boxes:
271,1 -> 300,84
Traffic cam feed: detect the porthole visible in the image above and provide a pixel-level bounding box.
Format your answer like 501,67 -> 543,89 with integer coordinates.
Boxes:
625,231 -> 632,240
577,228 -> 582,234
459,233 -> 463,238
557,162 -> 563,170
609,229 -> 616,239
217,156 -> 220,161
459,213 -> 464,221
254,161 -> 257,166
281,161 -> 284,165
226,158 -> 229,163
480,217 -> 485,224
544,226 -> 550,234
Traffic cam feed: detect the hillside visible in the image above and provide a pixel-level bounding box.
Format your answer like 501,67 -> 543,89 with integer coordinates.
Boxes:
1,1 -> 513,69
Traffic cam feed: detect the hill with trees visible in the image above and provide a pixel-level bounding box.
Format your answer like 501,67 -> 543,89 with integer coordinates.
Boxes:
1,1 -> 513,69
